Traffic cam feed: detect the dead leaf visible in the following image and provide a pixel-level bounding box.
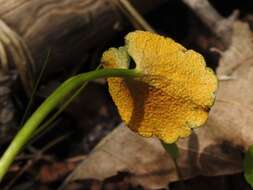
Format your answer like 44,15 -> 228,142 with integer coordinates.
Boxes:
39,161 -> 78,183
208,21 -> 253,150
63,124 -> 242,189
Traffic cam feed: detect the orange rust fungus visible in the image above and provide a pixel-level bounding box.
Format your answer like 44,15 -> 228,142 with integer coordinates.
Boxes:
102,31 -> 218,143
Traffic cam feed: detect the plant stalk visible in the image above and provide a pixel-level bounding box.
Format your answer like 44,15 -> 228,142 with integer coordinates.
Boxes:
0,68 -> 141,182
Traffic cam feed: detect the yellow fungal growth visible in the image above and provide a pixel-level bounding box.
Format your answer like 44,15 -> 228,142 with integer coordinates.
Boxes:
102,31 -> 218,143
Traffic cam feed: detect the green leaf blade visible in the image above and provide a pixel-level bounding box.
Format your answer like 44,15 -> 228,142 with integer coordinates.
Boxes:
244,144 -> 253,187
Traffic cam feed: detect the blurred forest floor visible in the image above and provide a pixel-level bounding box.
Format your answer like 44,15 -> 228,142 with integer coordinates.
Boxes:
0,0 -> 253,190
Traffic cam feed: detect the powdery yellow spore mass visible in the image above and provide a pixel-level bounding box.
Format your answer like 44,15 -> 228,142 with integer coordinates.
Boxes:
102,31 -> 218,143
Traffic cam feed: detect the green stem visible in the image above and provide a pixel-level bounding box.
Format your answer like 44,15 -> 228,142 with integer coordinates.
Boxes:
161,141 -> 184,184
161,141 -> 179,160
32,65 -> 102,142
0,68 -> 141,182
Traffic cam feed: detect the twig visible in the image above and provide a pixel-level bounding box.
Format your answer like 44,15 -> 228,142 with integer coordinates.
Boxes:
111,0 -> 155,32
182,0 -> 238,47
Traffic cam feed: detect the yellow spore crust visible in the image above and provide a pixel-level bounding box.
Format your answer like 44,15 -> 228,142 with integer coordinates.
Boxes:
102,31 -> 218,143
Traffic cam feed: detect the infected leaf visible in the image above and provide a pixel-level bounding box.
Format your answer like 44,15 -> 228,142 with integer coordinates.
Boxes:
102,31 -> 218,143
